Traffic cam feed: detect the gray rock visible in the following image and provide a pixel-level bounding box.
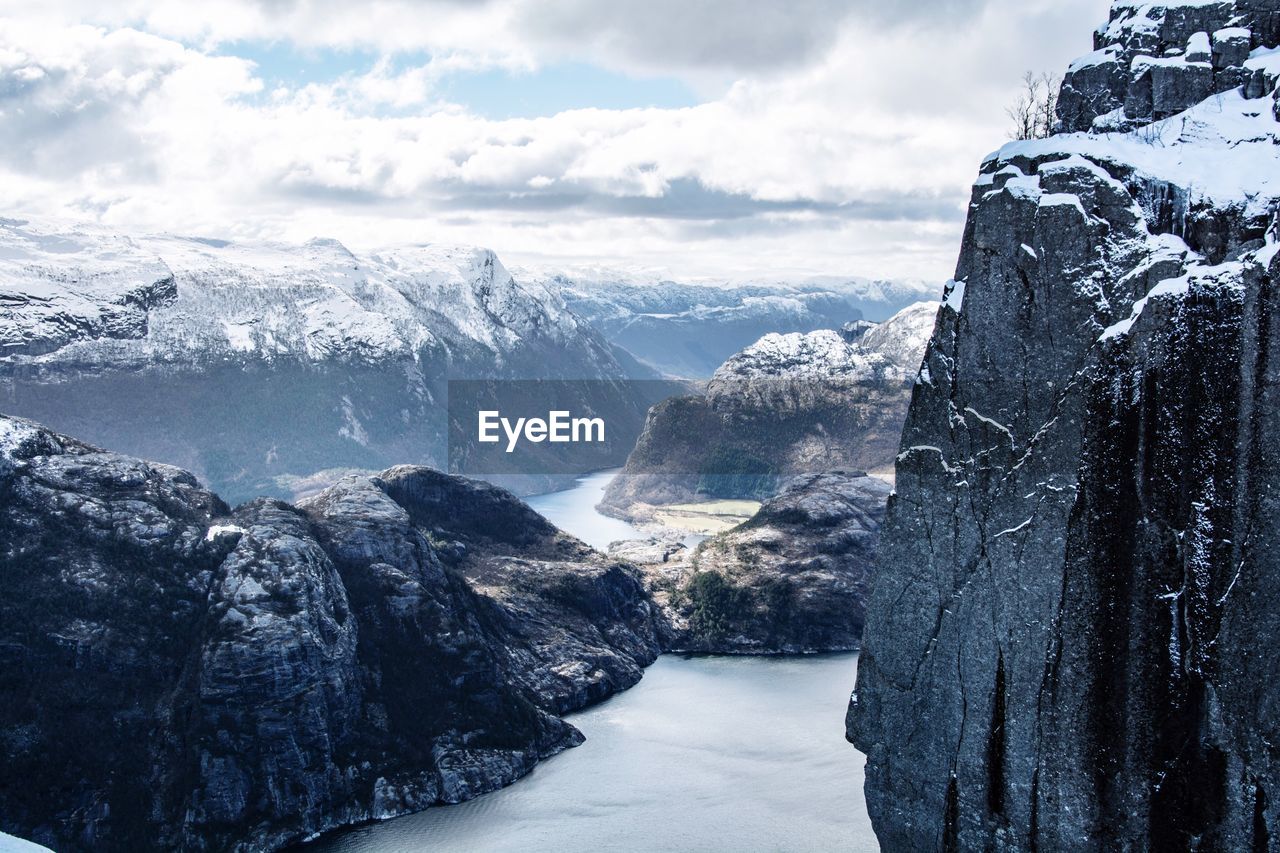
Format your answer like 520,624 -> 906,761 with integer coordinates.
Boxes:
0,414 -> 660,851
607,535 -> 690,567
1213,26 -> 1253,68
1149,57 -> 1216,119
850,1 -> 1280,850
628,472 -> 891,654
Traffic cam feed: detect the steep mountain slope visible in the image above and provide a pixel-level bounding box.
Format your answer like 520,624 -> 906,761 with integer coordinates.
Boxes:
539,272 -> 935,378
600,301 -> 938,517
849,3 -> 1280,850
0,414 -> 660,851
0,219 -> 657,503
614,471 -> 891,654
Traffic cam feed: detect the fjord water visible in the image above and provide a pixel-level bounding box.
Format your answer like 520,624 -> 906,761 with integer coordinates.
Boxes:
309,471 -> 877,852
523,468 -> 645,550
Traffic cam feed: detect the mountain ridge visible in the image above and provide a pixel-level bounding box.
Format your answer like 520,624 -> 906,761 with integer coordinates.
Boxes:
0,218 -> 659,503
600,300 -> 938,516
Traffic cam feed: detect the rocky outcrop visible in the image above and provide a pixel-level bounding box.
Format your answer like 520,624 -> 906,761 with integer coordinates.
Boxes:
850,3 -> 1280,851
615,471 -> 890,654
0,414 -> 660,851
0,220 -> 659,503
600,301 -> 937,518
1058,0 -> 1280,132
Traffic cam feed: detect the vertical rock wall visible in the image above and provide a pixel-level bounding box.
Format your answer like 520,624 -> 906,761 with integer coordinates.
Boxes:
849,2 -> 1280,849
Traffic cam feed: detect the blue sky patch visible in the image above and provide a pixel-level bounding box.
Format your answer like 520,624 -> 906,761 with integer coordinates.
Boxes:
219,42 -> 699,118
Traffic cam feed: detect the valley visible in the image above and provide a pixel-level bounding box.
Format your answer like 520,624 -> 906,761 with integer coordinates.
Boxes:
5,1 -> 1280,850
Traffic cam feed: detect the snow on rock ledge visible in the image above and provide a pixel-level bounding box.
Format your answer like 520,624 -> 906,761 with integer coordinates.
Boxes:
1058,0 -> 1280,132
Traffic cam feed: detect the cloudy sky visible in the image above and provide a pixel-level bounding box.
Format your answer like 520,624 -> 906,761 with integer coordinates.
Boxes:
0,0 -> 1108,282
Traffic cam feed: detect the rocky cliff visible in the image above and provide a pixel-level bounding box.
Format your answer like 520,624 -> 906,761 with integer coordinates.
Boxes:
600,301 -> 936,518
0,220 -> 658,503
0,414 -> 660,851
614,471 -> 890,654
850,2 -> 1280,850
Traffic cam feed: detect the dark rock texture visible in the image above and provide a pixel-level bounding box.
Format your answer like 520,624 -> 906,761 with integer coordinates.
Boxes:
616,471 -> 890,654
1059,1 -> 1280,132
850,2 -> 1280,851
0,414 -> 660,851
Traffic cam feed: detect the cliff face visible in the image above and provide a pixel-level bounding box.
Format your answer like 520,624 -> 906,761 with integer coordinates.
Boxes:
0,414 -> 659,851
600,301 -> 936,518
850,3 -> 1280,850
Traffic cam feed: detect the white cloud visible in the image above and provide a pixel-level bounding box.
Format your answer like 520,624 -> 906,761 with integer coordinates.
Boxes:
0,0 -> 1110,281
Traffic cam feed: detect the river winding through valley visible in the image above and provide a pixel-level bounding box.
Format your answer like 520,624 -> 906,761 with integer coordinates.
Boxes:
308,469 -> 878,852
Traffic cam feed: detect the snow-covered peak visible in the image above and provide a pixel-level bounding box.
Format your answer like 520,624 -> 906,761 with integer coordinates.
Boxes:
708,300 -> 940,388
713,329 -> 893,382
860,300 -> 941,373
0,218 -> 598,369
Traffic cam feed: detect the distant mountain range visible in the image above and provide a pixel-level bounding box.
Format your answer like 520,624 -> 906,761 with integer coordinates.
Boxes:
0,218 -> 935,503
600,300 -> 939,517
527,269 -> 940,379
0,219 -> 664,503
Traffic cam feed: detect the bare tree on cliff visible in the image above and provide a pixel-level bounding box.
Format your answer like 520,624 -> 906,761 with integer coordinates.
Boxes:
1007,71 -> 1062,140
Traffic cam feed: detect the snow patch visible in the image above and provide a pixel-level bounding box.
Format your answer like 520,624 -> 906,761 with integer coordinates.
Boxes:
942,280 -> 966,312
1039,193 -> 1088,218
205,524 -> 246,542
0,417 -> 38,458
0,832 -> 54,853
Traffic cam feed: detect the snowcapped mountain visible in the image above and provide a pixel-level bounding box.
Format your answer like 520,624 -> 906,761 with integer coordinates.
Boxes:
600,301 -> 939,516
857,299 -> 940,372
710,300 -> 940,387
0,218 -> 658,502
523,269 -> 938,378
710,330 -> 895,383
1,219 -> 613,370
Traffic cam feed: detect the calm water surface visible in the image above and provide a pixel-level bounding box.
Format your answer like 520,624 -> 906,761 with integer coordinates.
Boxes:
525,468 -> 645,550
308,470 -> 878,853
